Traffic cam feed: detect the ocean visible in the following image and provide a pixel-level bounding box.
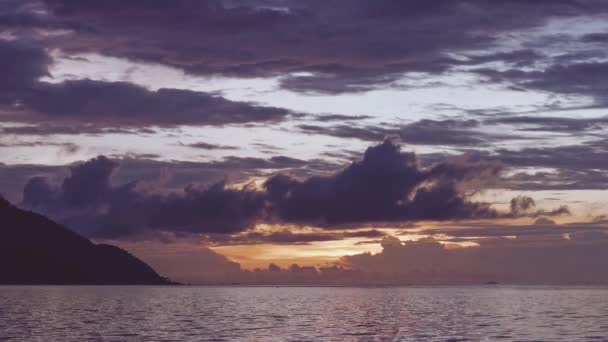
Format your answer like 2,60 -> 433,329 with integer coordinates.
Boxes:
0,286 -> 606,341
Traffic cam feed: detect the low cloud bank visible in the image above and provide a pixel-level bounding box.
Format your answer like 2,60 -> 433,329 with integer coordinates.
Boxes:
19,141 -> 568,238
123,233 -> 608,285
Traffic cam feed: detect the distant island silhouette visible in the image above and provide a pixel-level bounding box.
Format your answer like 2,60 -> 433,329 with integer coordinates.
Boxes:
0,196 -> 173,285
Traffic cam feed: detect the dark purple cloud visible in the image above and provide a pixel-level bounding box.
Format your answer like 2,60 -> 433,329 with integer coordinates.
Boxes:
22,156 -> 267,238
0,124 -> 147,136
476,62 -> 608,105
1,152 -> 339,204
23,80 -> 291,126
0,163 -> 64,203
297,118 -> 533,147
0,41 -> 49,97
264,140 -> 502,226
0,41 -> 293,128
35,0 -> 608,94
582,33 -> 608,43
22,176 -> 55,207
484,139 -> 608,190
298,112 -> 608,148
292,114 -> 608,192
0,0 -> 67,32
20,157 -> 118,209
17,140 -> 539,239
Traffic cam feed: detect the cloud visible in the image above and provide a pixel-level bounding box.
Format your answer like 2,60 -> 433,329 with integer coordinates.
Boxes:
18,140 -> 547,239
487,115 -> 608,133
264,140 -> 503,226
7,1 -> 608,103
16,150 -> 343,238
297,118 -> 533,147
180,142 -> 239,151
0,162 -> 64,203
22,156 -> 267,238
0,123 -> 145,136
0,0 -> 65,33
114,232 -> 608,285
17,141 -> 572,239
476,62 -> 608,105
1,152 -> 339,205
0,41 -> 50,96
0,41 -> 293,129
534,217 -> 556,225
22,176 -> 55,207
23,80 -> 291,127
203,229 -> 387,246
0,140 -> 80,153
34,0 -> 608,94
510,195 -> 536,214
312,114 -> 374,122
20,157 -> 119,209
501,195 -> 569,218
419,219 -> 606,240
486,139 -> 608,190
338,234 -> 608,284
296,115 -> 608,158
582,33 -> 608,43
62,156 -> 117,206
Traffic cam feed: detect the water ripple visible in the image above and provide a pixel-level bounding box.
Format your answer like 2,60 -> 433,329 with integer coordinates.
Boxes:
0,286 -> 607,341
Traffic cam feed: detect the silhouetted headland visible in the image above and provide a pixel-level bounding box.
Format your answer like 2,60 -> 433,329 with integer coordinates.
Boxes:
0,196 -> 174,285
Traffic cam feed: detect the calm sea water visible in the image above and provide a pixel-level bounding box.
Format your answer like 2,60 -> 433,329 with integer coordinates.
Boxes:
0,286 -> 607,341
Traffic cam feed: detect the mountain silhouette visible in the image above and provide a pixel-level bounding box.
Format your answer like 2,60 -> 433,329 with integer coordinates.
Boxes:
0,196 -> 173,285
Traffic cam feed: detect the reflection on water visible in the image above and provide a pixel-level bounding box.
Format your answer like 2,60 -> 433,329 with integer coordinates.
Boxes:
0,286 -> 607,341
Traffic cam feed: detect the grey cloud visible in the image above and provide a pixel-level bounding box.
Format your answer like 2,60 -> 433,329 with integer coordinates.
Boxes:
180,142 -> 239,151
312,114 -> 374,122
488,115 -> 608,133
0,124 -> 147,136
0,141 -> 79,153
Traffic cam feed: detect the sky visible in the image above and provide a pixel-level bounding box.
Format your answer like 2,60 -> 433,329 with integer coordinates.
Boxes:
2,0 -> 608,284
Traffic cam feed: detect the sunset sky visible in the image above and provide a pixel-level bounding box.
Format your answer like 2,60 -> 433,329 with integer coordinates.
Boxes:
2,0 -> 608,284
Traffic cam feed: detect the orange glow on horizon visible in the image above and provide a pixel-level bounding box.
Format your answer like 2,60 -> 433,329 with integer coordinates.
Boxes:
212,239 -> 383,270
